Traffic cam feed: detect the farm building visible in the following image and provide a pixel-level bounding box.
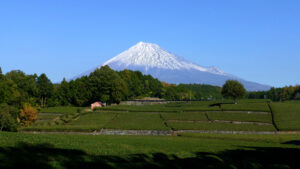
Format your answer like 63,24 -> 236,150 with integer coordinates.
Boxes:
91,101 -> 105,110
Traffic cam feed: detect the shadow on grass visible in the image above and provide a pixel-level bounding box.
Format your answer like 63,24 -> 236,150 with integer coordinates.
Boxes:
282,140 -> 300,146
0,142 -> 299,169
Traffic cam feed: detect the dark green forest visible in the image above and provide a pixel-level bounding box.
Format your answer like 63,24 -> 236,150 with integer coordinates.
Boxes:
1,65 -> 299,109
0,66 -> 223,109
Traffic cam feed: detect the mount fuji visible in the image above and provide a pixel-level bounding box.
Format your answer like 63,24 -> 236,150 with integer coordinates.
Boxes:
80,42 -> 270,91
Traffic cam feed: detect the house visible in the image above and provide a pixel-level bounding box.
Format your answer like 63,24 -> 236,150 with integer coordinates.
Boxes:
91,101 -> 105,110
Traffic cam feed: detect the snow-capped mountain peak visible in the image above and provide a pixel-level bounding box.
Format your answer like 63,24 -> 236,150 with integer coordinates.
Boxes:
103,42 -> 226,75
75,42 -> 271,91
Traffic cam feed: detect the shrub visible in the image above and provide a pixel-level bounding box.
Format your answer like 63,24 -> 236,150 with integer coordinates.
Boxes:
19,103 -> 38,126
93,107 -> 103,112
294,93 -> 300,100
0,104 -> 18,131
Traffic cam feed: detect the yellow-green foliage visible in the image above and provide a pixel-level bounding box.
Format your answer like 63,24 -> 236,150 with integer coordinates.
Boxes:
19,103 -> 38,126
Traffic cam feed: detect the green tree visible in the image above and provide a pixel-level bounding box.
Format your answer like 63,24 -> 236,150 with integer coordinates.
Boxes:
119,70 -> 143,99
72,77 -> 91,106
178,84 -> 222,100
281,86 -> 296,101
56,78 -> 71,106
100,94 -> 110,104
163,86 -> 178,100
221,80 -> 246,104
0,104 -> 18,131
5,70 -> 38,105
267,87 -> 282,101
89,66 -> 126,104
0,79 -> 21,106
37,74 -> 53,107
0,68 -> 3,82
143,75 -> 163,98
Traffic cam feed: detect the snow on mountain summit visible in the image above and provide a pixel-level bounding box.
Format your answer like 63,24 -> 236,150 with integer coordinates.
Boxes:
74,42 -> 270,91
103,42 -> 227,75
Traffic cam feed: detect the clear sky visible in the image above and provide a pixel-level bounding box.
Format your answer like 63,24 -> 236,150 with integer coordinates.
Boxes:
0,0 -> 299,87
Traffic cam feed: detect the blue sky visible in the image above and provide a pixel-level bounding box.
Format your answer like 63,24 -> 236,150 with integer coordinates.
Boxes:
0,0 -> 299,87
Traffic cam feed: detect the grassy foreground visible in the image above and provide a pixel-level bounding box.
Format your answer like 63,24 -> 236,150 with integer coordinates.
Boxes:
0,132 -> 300,169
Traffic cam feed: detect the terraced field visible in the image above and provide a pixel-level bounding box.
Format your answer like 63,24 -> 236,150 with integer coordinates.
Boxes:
25,112 -> 116,132
105,112 -> 168,130
168,121 -> 276,131
271,101 -> 300,131
22,100 -> 291,133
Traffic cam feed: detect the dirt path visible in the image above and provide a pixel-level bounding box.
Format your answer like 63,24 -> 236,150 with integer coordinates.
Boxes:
177,130 -> 300,135
183,110 -> 270,114
212,120 -> 272,126
165,120 -> 272,126
39,113 -> 63,115
22,130 -> 173,136
21,129 -> 300,136
98,110 -> 270,114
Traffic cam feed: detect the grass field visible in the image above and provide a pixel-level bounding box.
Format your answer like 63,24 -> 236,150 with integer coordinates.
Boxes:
206,112 -> 272,123
168,121 -> 276,131
161,112 -> 208,121
0,132 -> 299,169
99,100 -> 271,112
37,113 -> 61,120
179,132 -> 300,144
99,104 -> 179,112
24,112 -> 117,132
105,112 -> 169,130
220,102 -> 270,112
271,101 -> 300,131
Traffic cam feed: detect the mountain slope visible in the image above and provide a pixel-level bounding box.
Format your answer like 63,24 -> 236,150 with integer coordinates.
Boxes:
103,42 -> 229,76
81,42 -> 271,91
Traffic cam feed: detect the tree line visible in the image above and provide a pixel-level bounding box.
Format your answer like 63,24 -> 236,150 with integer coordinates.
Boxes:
247,85 -> 300,101
0,66 -> 224,109
0,65 -> 224,131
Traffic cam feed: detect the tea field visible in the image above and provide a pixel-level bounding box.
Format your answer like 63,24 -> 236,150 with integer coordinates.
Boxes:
23,100 -> 300,132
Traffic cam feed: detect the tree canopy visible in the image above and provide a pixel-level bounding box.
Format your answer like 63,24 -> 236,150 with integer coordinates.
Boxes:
221,80 -> 246,103
0,104 -> 18,131
37,74 -> 53,107
247,85 -> 300,101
